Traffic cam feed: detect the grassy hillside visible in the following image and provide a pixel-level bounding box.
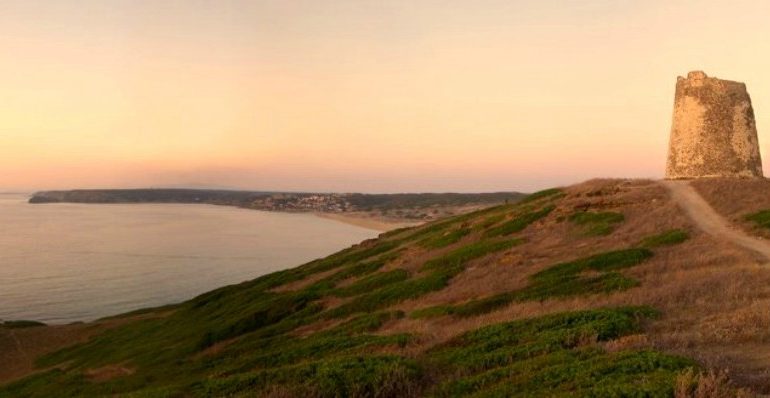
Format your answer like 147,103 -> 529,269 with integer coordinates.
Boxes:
3,179 -> 765,397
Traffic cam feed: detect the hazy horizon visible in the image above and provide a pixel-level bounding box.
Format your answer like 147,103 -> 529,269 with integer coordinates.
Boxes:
4,184 -> 532,195
4,0 -> 770,192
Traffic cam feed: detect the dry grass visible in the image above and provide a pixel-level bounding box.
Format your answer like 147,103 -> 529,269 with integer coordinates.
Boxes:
675,369 -> 754,398
602,333 -> 651,352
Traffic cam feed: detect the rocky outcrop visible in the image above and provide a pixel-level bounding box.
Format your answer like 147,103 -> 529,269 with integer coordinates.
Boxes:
665,71 -> 763,179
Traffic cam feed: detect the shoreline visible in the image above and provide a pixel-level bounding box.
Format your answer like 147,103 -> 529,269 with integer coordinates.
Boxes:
313,212 -> 422,232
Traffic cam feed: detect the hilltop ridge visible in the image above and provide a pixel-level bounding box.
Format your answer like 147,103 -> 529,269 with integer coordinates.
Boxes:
4,178 -> 770,396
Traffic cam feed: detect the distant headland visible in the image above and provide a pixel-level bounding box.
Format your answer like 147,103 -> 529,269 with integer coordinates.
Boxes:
28,188 -> 526,230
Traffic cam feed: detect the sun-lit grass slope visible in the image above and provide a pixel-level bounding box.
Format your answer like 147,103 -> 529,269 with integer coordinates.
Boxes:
4,178 -> 770,396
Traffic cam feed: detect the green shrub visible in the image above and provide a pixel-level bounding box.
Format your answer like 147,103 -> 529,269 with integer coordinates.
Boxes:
311,241 -> 400,273
440,350 -> 693,397
225,334 -> 412,375
418,227 -> 471,249
427,307 -> 693,397
448,293 -> 518,317
333,311 -> 404,334
569,211 -> 625,236
197,290 -> 322,349
746,209 -> 770,229
485,205 -> 555,237
532,248 -> 652,281
516,272 -> 640,302
640,229 -> 690,248
202,312 -> 413,379
569,211 -> 625,225
324,256 -> 392,283
302,249 -> 406,295
333,269 -> 410,297
422,238 -> 523,272
325,270 -> 459,319
409,306 -> 453,319
197,355 -> 421,398
517,248 -> 651,301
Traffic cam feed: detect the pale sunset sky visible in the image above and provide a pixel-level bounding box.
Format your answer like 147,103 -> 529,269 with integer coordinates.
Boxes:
3,0 -> 770,192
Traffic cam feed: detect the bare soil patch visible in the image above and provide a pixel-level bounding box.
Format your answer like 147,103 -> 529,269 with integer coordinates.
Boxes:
84,363 -> 135,382
0,323 -> 99,383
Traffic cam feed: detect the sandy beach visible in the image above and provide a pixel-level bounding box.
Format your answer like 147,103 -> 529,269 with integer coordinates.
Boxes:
314,212 -> 422,232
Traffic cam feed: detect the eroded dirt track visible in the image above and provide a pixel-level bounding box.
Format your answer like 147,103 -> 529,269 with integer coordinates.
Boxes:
662,180 -> 770,261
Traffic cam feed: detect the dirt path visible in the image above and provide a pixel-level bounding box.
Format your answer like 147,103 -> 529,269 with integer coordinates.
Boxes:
661,180 -> 770,261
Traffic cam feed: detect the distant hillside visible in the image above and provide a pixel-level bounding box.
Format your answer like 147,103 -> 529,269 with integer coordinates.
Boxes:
29,188 -> 269,205
6,179 -> 769,396
28,189 -> 527,222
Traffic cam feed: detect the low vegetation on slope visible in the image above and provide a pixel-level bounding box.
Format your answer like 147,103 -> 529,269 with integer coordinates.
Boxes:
639,229 -> 690,248
2,180 -> 758,396
568,211 -> 625,236
426,307 -> 694,397
410,247 -> 653,319
745,210 -> 770,230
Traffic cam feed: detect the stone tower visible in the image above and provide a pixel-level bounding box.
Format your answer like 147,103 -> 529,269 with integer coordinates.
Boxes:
665,71 -> 763,179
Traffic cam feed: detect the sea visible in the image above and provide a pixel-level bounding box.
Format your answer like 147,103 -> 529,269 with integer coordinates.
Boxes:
0,193 -> 378,324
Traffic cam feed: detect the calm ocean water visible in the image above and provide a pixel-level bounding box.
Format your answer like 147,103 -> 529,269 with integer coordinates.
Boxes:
0,193 -> 377,324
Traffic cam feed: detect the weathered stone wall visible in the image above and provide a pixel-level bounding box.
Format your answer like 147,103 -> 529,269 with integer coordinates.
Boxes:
665,71 -> 763,179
